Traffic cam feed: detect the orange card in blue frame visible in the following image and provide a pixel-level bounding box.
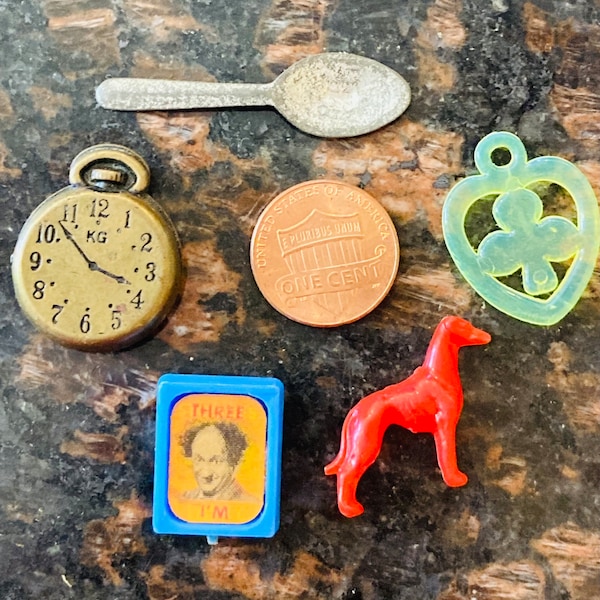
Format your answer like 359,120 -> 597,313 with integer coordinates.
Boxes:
153,374 -> 284,544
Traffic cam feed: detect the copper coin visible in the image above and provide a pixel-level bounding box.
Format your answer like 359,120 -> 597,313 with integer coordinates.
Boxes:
250,180 -> 400,327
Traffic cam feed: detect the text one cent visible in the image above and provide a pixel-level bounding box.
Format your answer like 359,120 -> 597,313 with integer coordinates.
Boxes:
250,180 -> 400,327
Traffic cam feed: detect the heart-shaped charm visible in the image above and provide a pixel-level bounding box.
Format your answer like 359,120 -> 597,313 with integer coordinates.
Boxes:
442,132 -> 600,325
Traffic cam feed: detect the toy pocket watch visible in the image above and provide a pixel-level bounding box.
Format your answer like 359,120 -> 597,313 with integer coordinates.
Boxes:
12,144 -> 182,351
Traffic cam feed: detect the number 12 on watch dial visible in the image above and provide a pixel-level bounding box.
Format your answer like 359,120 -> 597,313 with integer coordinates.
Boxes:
12,144 -> 182,351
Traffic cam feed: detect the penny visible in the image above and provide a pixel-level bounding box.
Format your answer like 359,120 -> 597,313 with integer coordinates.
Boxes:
250,180 -> 400,327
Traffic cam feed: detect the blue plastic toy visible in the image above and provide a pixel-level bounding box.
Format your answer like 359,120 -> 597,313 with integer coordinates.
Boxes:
153,374 -> 284,544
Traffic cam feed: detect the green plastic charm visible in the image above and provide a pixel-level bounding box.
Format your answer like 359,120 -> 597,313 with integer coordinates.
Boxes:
442,131 -> 600,325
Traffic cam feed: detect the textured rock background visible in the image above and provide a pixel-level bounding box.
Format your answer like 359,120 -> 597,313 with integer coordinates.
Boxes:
1,1 -> 600,598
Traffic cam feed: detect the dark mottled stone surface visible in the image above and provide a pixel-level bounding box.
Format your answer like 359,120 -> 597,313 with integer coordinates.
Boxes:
2,1 -> 600,599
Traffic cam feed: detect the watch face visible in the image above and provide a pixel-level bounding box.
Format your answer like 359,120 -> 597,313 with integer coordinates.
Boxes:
12,186 -> 181,350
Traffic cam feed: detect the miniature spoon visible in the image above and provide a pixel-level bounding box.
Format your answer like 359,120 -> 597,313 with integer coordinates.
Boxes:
95,53 -> 411,138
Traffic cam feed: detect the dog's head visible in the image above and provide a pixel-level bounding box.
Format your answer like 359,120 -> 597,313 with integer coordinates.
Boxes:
441,316 -> 491,347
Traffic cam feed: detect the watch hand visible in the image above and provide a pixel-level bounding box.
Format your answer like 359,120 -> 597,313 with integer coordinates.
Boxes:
58,220 -> 95,266
58,221 -> 131,285
88,262 -> 131,285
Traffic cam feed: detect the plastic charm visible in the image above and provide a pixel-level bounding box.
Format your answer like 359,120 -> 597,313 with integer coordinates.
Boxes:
153,374 -> 284,544
324,316 -> 490,518
442,131 -> 600,325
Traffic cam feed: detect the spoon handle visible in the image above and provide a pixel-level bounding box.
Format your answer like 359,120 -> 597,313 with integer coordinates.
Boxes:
96,78 -> 274,111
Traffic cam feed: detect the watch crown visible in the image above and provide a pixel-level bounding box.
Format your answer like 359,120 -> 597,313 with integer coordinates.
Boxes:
89,168 -> 127,185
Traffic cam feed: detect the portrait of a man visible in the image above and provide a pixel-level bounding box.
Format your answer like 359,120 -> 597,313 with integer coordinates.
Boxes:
180,421 -> 257,502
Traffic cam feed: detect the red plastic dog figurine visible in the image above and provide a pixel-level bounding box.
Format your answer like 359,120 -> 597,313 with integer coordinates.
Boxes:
324,316 -> 491,517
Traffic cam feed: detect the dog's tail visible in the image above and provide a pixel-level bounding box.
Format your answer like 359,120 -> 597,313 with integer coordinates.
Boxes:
324,412 -> 352,475
324,451 -> 342,475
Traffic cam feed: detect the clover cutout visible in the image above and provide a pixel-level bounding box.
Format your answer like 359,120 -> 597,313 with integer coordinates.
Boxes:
477,188 -> 582,296
443,131 -> 600,325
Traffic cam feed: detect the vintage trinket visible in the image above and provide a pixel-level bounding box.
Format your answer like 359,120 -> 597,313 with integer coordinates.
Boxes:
325,316 -> 490,518
153,374 -> 284,544
96,53 -> 411,138
442,131 -> 600,325
11,144 -> 182,351
250,180 -> 400,327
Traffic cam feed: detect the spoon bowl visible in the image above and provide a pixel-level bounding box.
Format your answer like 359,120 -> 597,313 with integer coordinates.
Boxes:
96,53 -> 411,138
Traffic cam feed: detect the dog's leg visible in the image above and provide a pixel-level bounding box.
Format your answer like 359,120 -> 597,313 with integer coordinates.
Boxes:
332,411 -> 385,517
328,411 -> 368,517
433,408 -> 468,487
336,467 -> 365,517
